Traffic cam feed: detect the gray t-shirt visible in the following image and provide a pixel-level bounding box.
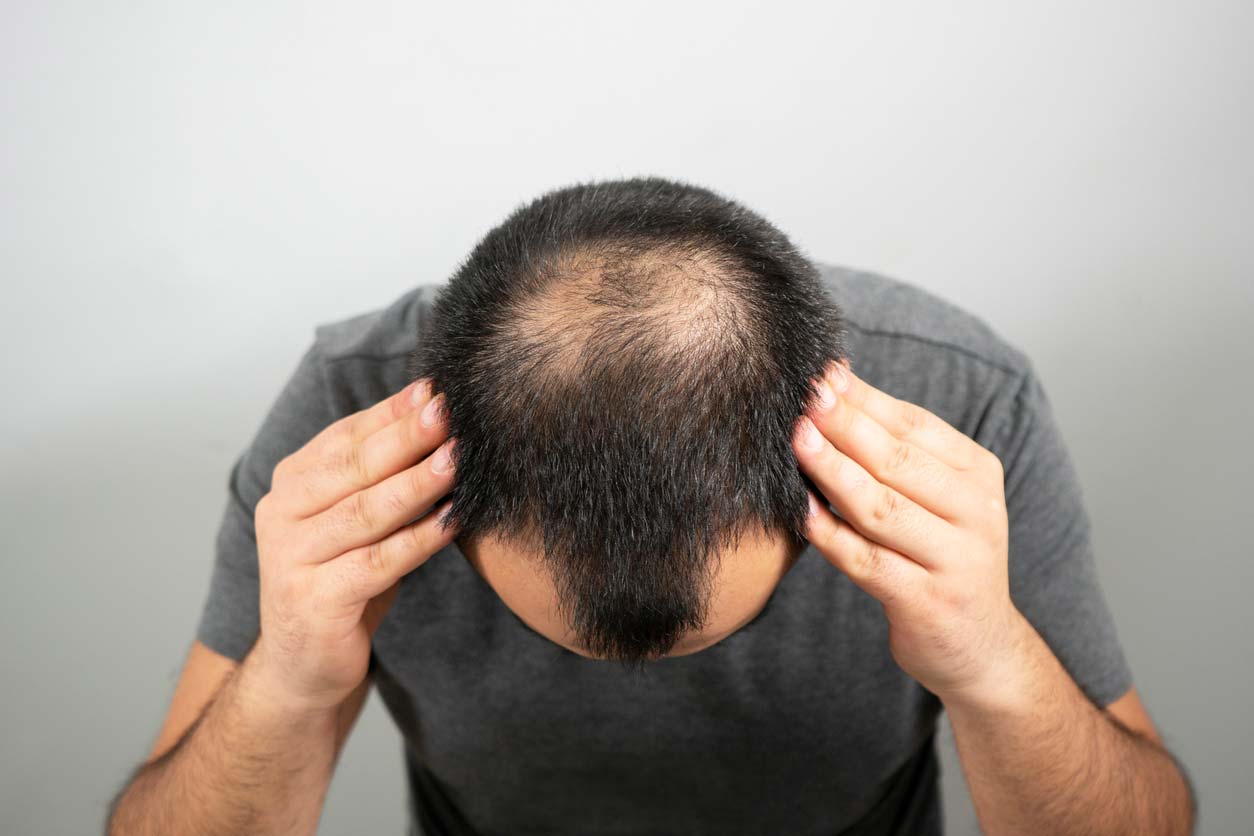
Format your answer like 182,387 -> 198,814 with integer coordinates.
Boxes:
197,263 -> 1132,836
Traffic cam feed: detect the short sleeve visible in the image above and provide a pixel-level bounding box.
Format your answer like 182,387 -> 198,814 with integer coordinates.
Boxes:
987,366 -> 1134,709
195,340 -> 339,662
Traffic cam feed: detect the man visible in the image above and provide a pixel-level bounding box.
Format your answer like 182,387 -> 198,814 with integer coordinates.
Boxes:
107,177 -> 1195,835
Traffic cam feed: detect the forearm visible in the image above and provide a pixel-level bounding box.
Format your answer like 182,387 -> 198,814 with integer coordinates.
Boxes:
107,649 -> 341,836
944,614 -> 1195,836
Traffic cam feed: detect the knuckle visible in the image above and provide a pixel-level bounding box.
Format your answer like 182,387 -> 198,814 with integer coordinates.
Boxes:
985,497 -> 1009,544
254,492 -> 274,522
344,441 -> 371,486
310,447 -> 339,485
315,497 -> 364,545
256,509 -> 288,552
362,539 -> 390,582
871,486 -> 902,524
408,465 -> 433,505
828,451 -> 852,483
986,445 -> 1004,468
885,441 -> 916,476
988,453 -> 1005,481
852,537 -> 886,580
835,399 -> 859,435
319,441 -> 361,489
327,418 -> 355,451
811,511 -> 843,555
382,485 -> 411,519
824,519 -> 851,559
310,508 -> 339,546
388,389 -> 410,423
978,446 -> 1004,478
299,460 -> 331,501
347,490 -> 375,532
394,410 -> 419,450
898,402 -> 927,437
406,516 -> 435,554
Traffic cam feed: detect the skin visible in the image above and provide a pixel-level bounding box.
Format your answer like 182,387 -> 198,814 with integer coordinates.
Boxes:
114,363 -> 1194,835
457,527 -> 806,659
108,378 -> 460,835
793,358 -> 1195,835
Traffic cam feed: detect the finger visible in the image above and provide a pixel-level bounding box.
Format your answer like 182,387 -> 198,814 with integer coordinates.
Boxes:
815,360 -> 991,475
301,436 -> 457,562
804,489 -> 928,607
321,497 -> 458,606
297,378 -> 433,471
793,414 -> 959,570
269,378 -> 431,511
804,374 -> 989,525
281,381 -> 448,518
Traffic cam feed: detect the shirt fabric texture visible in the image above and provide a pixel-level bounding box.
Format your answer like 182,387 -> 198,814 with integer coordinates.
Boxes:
196,262 -> 1133,835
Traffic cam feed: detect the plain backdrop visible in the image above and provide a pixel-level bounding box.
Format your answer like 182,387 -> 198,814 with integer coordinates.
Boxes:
3,2 -> 1251,834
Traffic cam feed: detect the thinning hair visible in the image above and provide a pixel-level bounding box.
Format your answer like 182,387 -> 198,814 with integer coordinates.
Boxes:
406,176 -> 850,664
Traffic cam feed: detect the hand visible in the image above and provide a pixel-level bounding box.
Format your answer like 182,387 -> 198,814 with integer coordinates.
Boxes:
249,378 -> 459,711
792,360 -> 1030,706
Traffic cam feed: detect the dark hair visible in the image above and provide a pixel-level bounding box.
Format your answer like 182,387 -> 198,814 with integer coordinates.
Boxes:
407,176 -> 850,664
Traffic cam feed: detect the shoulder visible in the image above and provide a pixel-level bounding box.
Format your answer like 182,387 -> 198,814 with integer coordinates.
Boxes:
813,262 -> 1043,450
305,283 -> 444,414
312,284 -> 441,362
815,262 -> 1033,378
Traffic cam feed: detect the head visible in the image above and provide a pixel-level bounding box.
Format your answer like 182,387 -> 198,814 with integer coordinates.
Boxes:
406,176 -> 850,665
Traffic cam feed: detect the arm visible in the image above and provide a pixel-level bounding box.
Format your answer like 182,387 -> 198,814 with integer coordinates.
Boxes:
792,359 -> 1194,835
106,644 -> 347,836
107,376 -> 459,835
137,641 -> 371,768
945,616 -> 1195,835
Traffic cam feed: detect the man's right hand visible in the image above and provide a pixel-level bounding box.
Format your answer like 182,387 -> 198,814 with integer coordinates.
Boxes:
249,377 -> 459,712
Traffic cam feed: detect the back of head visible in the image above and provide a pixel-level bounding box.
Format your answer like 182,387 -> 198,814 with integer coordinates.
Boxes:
408,176 -> 851,663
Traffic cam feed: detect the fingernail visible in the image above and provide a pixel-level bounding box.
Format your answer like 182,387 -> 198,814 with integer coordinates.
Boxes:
422,393 -> 445,427
813,378 -> 836,410
431,439 -> 455,474
411,378 -> 432,407
807,491 -> 820,518
797,415 -> 824,451
830,363 -> 849,393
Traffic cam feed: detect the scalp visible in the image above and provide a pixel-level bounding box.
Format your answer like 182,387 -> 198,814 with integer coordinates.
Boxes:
406,177 -> 851,662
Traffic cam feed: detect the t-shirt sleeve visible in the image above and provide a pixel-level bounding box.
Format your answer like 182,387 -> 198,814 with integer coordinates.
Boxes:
986,365 -> 1134,709
195,339 -> 340,662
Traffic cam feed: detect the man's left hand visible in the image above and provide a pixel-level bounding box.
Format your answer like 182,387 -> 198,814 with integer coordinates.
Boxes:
793,359 -> 1032,707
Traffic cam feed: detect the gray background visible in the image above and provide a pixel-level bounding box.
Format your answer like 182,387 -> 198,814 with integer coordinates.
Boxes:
2,2 -> 1251,834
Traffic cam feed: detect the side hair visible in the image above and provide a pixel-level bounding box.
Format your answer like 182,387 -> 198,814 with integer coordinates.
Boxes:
407,176 -> 850,663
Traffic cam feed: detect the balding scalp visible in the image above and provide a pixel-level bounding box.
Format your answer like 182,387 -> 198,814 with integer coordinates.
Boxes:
406,176 -> 851,663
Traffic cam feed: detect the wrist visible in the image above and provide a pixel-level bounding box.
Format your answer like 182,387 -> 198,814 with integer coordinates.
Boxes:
938,609 -> 1044,720
238,644 -> 345,726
